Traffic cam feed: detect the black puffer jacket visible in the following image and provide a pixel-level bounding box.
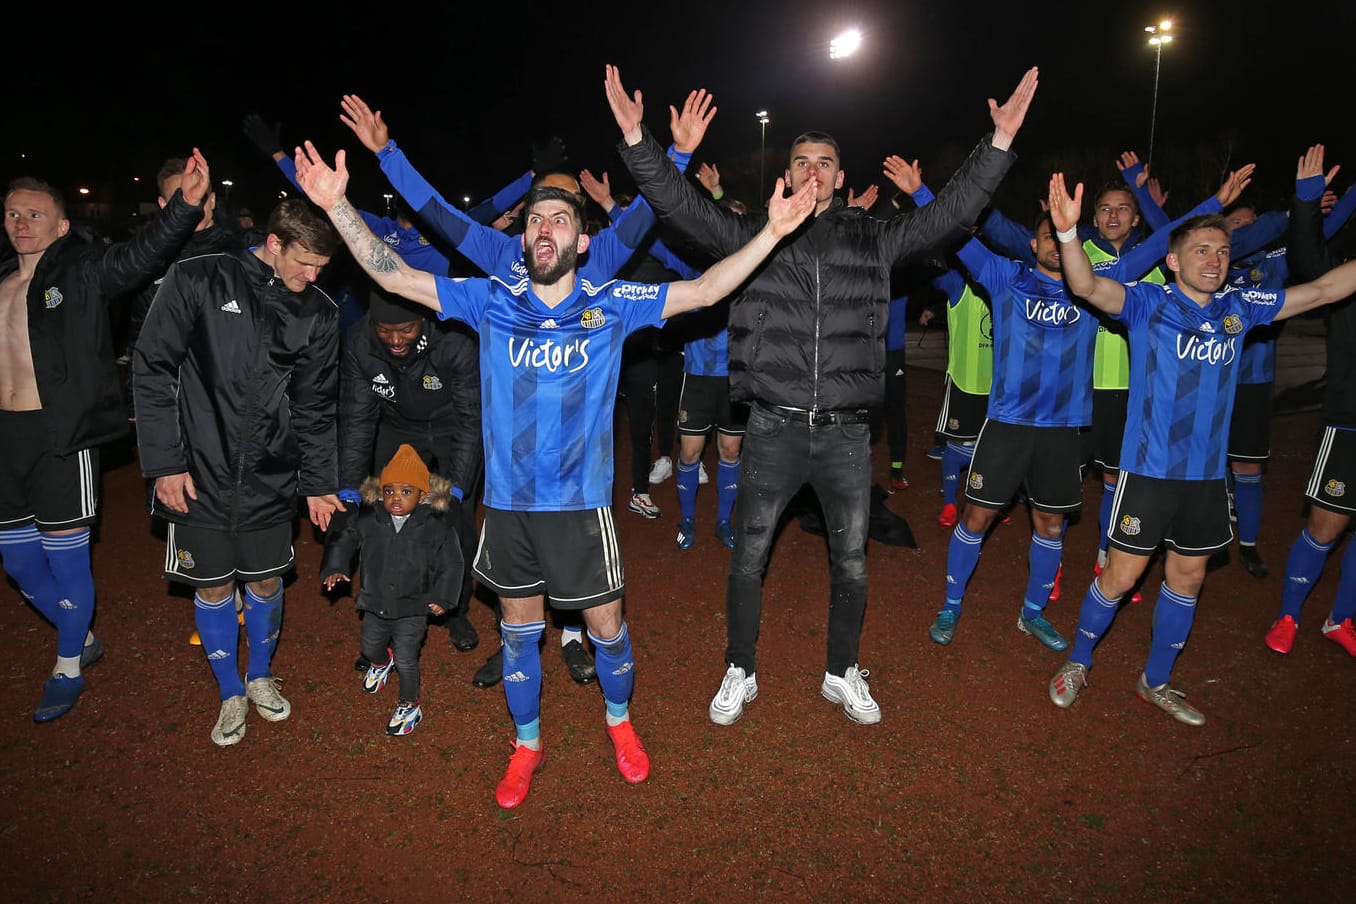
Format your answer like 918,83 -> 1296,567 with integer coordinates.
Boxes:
619,126 -> 1014,410
0,192 -> 204,454
133,247 -> 339,529
338,315 -> 481,492
1289,190 -> 1356,429
319,475 -> 463,619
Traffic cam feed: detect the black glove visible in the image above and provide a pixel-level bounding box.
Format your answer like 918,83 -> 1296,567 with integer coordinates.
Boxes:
531,135 -> 568,174
242,112 -> 283,157
325,502 -> 356,536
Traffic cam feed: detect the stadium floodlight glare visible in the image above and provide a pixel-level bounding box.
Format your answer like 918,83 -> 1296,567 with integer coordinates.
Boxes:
829,28 -> 862,60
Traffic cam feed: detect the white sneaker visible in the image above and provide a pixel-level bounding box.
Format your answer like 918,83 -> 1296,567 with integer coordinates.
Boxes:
648,456 -> 674,484
709,664 -> 758,725
698,461 -> 710,485
211,695 -> 249,747
246,676 -> 292,722
821,666 -> 881,724
628,492 -> 661,519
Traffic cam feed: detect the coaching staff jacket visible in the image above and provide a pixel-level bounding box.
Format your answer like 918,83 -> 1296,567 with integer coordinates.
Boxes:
133,247 -> 339,530
338,315 -> 481,495
619,126 -> 1014,412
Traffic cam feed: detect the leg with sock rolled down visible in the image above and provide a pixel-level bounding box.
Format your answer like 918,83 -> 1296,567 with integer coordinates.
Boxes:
932,504 -> 998,645
1270,506 -> 1349,653
587,603 -> 649,783
496,596 -> 546,809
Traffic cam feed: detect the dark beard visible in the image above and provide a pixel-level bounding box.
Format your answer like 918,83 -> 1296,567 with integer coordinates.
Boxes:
525,243 -> 578,285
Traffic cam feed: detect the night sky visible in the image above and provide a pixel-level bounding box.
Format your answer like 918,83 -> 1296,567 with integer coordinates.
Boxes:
6,0 -> 1343,227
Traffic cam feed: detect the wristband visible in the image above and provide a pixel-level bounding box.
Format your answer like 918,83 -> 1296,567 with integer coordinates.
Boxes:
711,187 -> 725,201
377,139 -> 396,158
1055,226 -> 1078,243
338,488 -> 362,505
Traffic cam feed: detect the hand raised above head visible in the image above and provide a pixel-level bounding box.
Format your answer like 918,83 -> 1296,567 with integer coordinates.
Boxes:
989,66 -> 1039,151
766,177 -> 817,239
339,94 -> 390,153
293,142 -> 350,211
670,88 -> 717,154
604,64 -> 645,144
882,156 -> 922,195
1047,173 -> 1083,234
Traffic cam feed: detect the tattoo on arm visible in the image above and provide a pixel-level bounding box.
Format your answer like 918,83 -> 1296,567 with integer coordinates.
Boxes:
333,200 -> 402,276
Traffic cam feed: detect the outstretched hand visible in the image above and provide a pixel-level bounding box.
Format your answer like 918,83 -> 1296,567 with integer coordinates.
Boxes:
697,162 -> 722,196
339,94 -> 390,153
882,155 -> 922,195
604,64 -> 644,145
669,88 -> 717,154
766,177 -> 817,239
579,169 -> 615,210
989,66 -> 1039,151
1215,163 -> 1256,208
322,573 -> 350,591
1147,176 -> 1169,208
178,148 -> 211,206
293,141 -> 350,211
1047,173 -> 1083,234
847,184 -> 879,210
1116,151 -> 1149,188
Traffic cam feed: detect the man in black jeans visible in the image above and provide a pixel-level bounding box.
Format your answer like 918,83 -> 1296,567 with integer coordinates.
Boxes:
606,65 -> 1037,726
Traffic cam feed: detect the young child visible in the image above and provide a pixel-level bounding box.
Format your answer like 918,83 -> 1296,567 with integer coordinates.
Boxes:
321,444 -> 463,736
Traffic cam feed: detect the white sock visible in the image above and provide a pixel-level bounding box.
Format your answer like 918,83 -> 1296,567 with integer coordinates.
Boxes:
561,626 -> 583,647
53,655 -> 81,679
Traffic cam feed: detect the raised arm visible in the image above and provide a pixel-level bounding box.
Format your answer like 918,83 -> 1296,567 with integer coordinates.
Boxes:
1116,151 -> 1170,230
1050,173 -> 1125,315
988,66 -> 1039,152
661,177 -> 815,318
294,142 -> 442,312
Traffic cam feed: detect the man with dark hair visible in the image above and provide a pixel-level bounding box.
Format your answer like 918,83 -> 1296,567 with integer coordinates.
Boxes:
1046,167 -> 1356,726
1,154 -> 210,721
292,137 -> 816,807
606,64 -> 1038,726
134,198 -> 343,747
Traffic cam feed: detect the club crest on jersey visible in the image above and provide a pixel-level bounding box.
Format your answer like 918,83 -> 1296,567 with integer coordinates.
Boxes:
580,307 -> 607,329
1325,479 -> 1346,498
947,417 -> 960,431
968,472 -> 984,490
1222,314 -> 1244,335
175,548 -> 196,570
44,287 -> 64,309
1119,514 -> 1142,536
418,235 -> 430,247
1249,267 -> 1264,284
422,375 -> 443,391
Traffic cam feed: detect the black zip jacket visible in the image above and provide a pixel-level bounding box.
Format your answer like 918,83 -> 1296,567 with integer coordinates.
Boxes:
618,126 -> 1014,410
1,191 -> 203,454
320,476 -> 463,619
133,247 -> 339,529
1288,191 -> 1356,428
338,315 -> 481,492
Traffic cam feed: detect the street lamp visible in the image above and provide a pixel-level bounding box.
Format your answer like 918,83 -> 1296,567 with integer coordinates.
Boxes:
1144,19 -> 1174,170
756,110 -> 770,199
383,192 -> 394,213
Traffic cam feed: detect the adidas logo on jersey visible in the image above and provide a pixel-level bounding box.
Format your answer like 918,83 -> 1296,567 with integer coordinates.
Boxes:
220,299 -> 242,314
1198,321 -> 1216,333
372,374 -> 390,384
539,318 -> 560,329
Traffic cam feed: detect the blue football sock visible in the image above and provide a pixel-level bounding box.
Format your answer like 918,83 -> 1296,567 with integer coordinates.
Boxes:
676,460 -> 700,521
589,622 -> 635,724
243,583 -> 284,681
501,620 -> 545,729
196,593 -> 245,699
1233,472 -> 1263,545
0,526 -> 63,626
944,523 -> 985,607
1330,540 -> 1356,624
1098,480 -> 1116,553
716,458 -> 740,521
1280,529 -> 1332,620
1023,531 -> 1063,615
1145,583 -> 1197,687
941,443 -> 973,506
42,529 -> 96,660
1070,579 -> 1121,668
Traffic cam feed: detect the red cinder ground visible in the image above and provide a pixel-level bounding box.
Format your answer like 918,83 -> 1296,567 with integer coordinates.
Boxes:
2,363 -> 1351,903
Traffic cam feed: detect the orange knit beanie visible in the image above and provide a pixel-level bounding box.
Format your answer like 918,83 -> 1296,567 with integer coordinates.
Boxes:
380,444 -> 430,492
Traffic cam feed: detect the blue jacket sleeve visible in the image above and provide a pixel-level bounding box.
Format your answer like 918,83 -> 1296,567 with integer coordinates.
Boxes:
932,269 -> 966,306
647,238 -> 702,280
1113,194 -> 1223,280
1230,210 -> 1288,260
1117,161 -> 1170,231
467,170 -> 533,225
377,142 -> 511,275
275,155 -> 302,194
978,206 -> 1037,266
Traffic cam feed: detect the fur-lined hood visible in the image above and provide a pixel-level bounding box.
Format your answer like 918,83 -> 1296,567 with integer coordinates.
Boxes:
358,473 -> 455,509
